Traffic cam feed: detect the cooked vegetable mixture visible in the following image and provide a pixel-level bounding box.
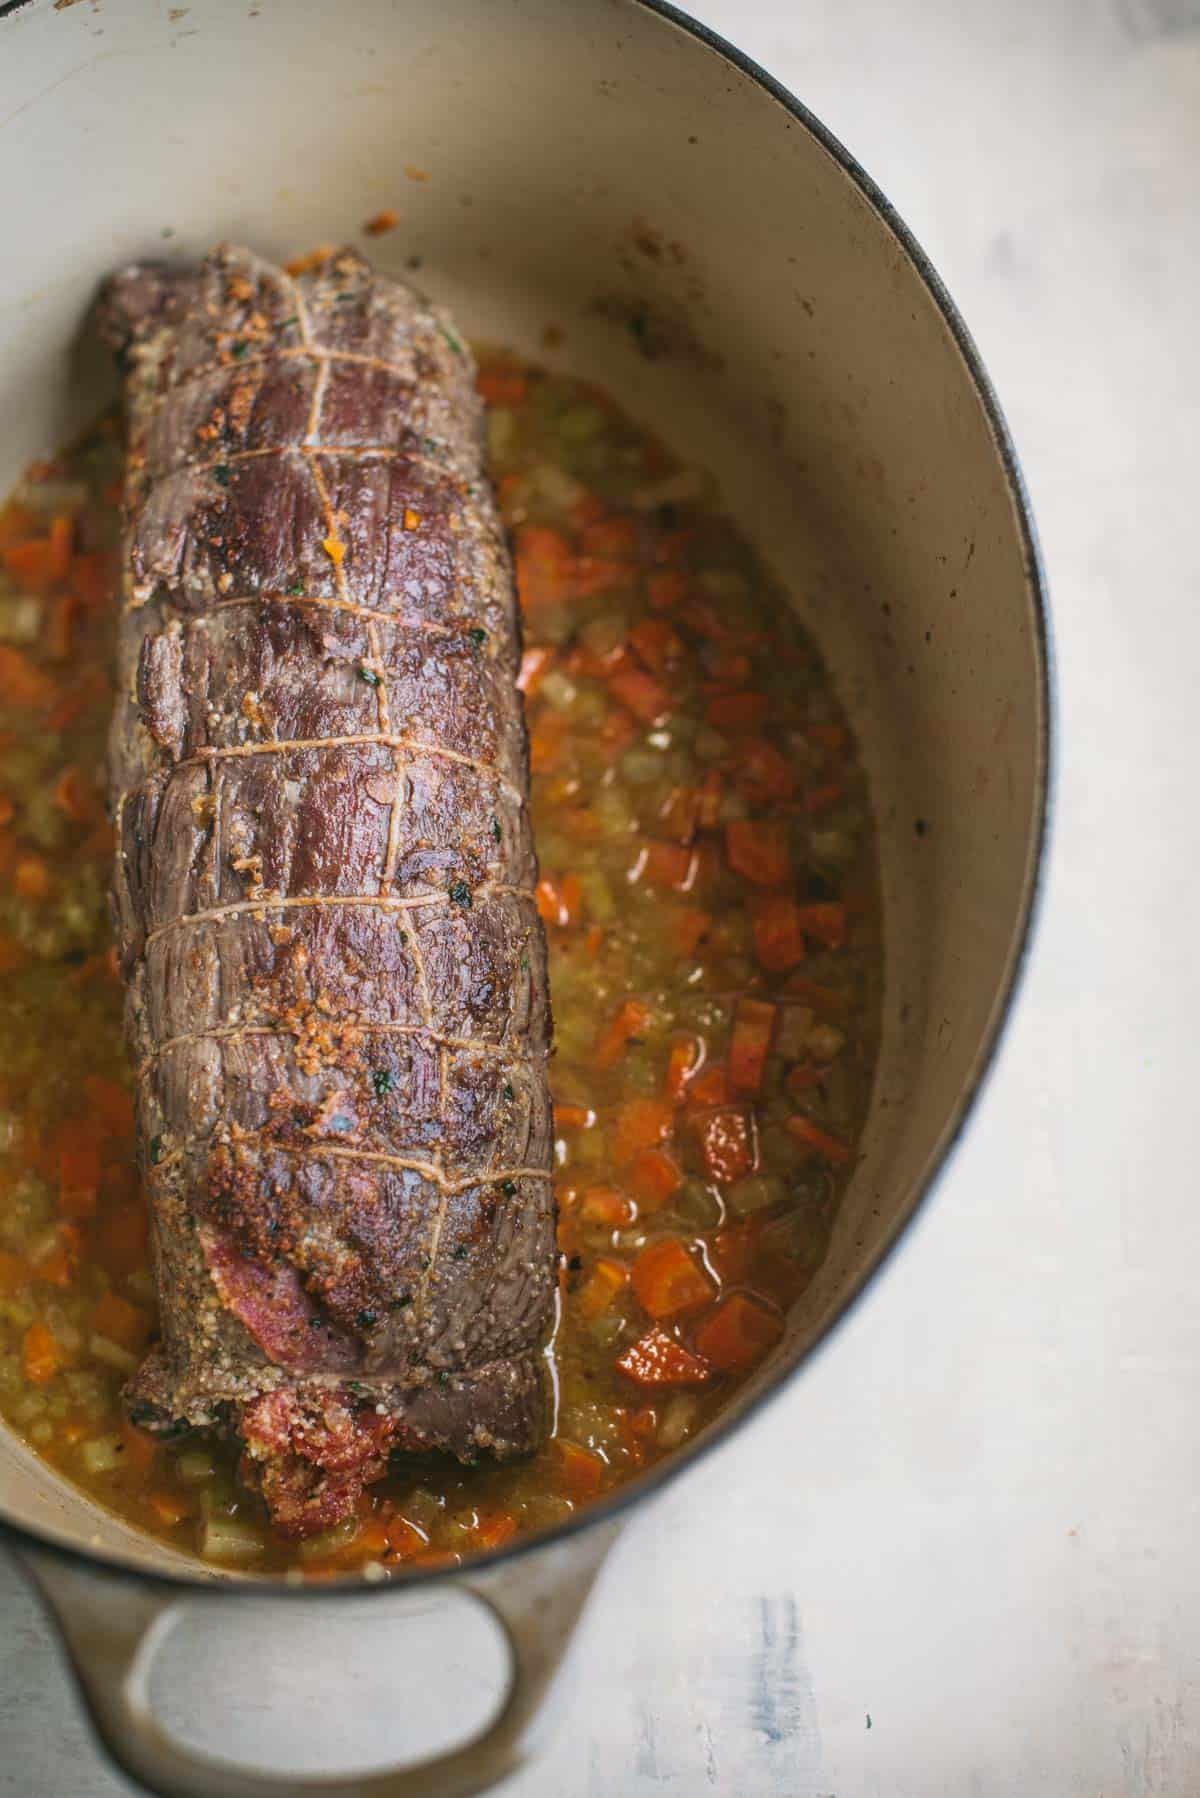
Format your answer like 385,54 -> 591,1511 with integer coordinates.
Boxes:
0,355 -> 880,1576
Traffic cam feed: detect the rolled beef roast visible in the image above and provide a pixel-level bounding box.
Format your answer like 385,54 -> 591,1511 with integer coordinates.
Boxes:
99,245 -> 555,1536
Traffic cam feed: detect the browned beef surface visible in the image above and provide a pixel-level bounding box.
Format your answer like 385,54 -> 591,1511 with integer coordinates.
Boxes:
99,245 -> 555,1534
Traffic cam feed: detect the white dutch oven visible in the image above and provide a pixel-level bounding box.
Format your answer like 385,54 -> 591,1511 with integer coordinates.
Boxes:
0,2 -> 1051,1792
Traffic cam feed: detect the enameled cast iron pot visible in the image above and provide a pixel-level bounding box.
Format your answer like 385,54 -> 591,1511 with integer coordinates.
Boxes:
0,1 -> 1051,1791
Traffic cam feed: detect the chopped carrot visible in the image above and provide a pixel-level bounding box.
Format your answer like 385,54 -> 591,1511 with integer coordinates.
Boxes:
692,1107 -> 755,1185
518,648 -> 554,698
646,570 -> 686,611
632,841 -> 693,890
0,647 -> 56,711
687,1064 -> 729,1109
351,1516 -> 392,1557
596,998 -> 651,1069
322,533 -> 346,567
583,924 -> 605,958
739,739 -> 795,802
625,1148 -> 682,1213
535,874 -> 580,929
0,1250 -> 28,1295
577,1257 -> 629,1318
632,1239 -> 714,1320
629,617 -> 682,675
609,665 -> 672,724
725,819 -> 791,888
147,1490 -> 191,1527
553,1103 -> 594,1132
783,972 -> 849,1018
3,538 -> 60,594
616,1326 -> 711,1388
91,1290 -> 153,1353
728,998 -> 776,1094
13,854 -> 52,901
22,1321 -> 67,1385
555,1439 -> 606,1501
751,895 -> 807,973
787,1115 -> 852,1166
612,1096 -> 673,1164
119,1416 -> 159,1476
476,364 -> 528,407
363,208 -> 400,236
664,1035 -> 702,1103
284,245 -> 334,276
579,1188 -> 637,1228
474,1510 -> 520,1550
706,692 -> 769,733
515,525 -> 574,612
796,902 -> 848,951
402,507 -> 421,532
694,1293 -> 783,1372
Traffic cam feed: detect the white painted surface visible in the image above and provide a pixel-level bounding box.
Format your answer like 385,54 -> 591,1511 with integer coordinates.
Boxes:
2,0 -> 1198,1792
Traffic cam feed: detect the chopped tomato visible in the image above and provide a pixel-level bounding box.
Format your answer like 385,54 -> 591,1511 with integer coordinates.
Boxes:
631,1239 -> 714,1320
22,1321 -> 68,1385
616,1326 -> 711,1388
664,1035 -> 702,1103
579,1188 -> 637,1227
692,1107 -> 755,1185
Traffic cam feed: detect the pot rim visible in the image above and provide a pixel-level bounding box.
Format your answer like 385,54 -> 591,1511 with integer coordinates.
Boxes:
0,0 -> 1054,1597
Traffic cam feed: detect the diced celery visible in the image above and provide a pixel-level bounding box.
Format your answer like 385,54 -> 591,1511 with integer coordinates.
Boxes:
79,1433 -> 124,1475
199,1515 -> 267,1565
89,1334 -> 138,1375
175,1447 -> 216,1484
726,1173 -> 788,1217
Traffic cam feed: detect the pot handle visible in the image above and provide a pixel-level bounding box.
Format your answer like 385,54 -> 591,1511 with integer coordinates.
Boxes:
18,1520 -> 619,1798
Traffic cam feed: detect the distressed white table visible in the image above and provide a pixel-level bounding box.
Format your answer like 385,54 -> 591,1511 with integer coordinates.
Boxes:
3,0 -> 1198,1792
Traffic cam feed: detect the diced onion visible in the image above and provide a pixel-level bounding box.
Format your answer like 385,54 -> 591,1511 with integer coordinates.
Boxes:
199,1516 -> 267,1564
79,1433 -> 124,1475
89,1334 -> 138,1374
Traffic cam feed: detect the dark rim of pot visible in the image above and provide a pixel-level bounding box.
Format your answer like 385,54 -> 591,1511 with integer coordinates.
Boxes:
0,0 -> 1054,1596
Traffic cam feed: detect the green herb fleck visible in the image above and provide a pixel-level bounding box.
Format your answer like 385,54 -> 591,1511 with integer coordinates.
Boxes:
285,581 -> 304,595
490,816 -> 502,844
439,324 -> 464,357
437,1369 -> 451,1386
468,626 -> 488,645
149,1135 -> 165,1165
502,1082 -> 515,1102
451,1243 -> 469,1261
359,666 -> 381,687
356,1309 -> 378,1329
390,1293 -> 412,1311
501,1180 -> 517,1198
372,1068 -> 395,1096
231,340 -> 249,360
213,464 -> 231,487
520,953 -> 529,971
448,879 -> 472,908
278,315 -> 299,328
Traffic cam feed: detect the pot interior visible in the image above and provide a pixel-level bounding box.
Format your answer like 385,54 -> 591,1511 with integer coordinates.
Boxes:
0,0 -> 1045,1580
